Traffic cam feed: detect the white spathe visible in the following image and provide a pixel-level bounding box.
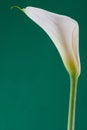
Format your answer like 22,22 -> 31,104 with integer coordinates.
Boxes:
23,7 -> 81,76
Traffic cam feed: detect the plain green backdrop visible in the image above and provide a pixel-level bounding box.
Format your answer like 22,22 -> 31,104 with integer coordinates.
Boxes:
0,0 -> 86,130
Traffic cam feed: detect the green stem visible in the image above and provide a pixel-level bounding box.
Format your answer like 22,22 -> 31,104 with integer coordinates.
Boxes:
67,74 -> 78,130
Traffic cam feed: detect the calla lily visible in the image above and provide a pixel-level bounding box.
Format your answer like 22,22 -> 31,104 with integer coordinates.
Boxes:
22,7 -> 81,77
12,6 -> 81,130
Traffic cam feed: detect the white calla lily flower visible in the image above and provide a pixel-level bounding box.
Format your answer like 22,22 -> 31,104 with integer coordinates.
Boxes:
22,7 -> 81,77
12,6 -> 81,130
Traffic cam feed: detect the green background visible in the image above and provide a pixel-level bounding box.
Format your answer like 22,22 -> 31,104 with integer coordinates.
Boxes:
0,0 -> 86,130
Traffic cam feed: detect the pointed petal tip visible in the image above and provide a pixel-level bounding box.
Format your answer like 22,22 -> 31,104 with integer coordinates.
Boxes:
11,5 -> 24,12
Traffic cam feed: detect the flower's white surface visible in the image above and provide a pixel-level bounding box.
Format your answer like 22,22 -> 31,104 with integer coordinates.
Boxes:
23,7 -> 81,76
